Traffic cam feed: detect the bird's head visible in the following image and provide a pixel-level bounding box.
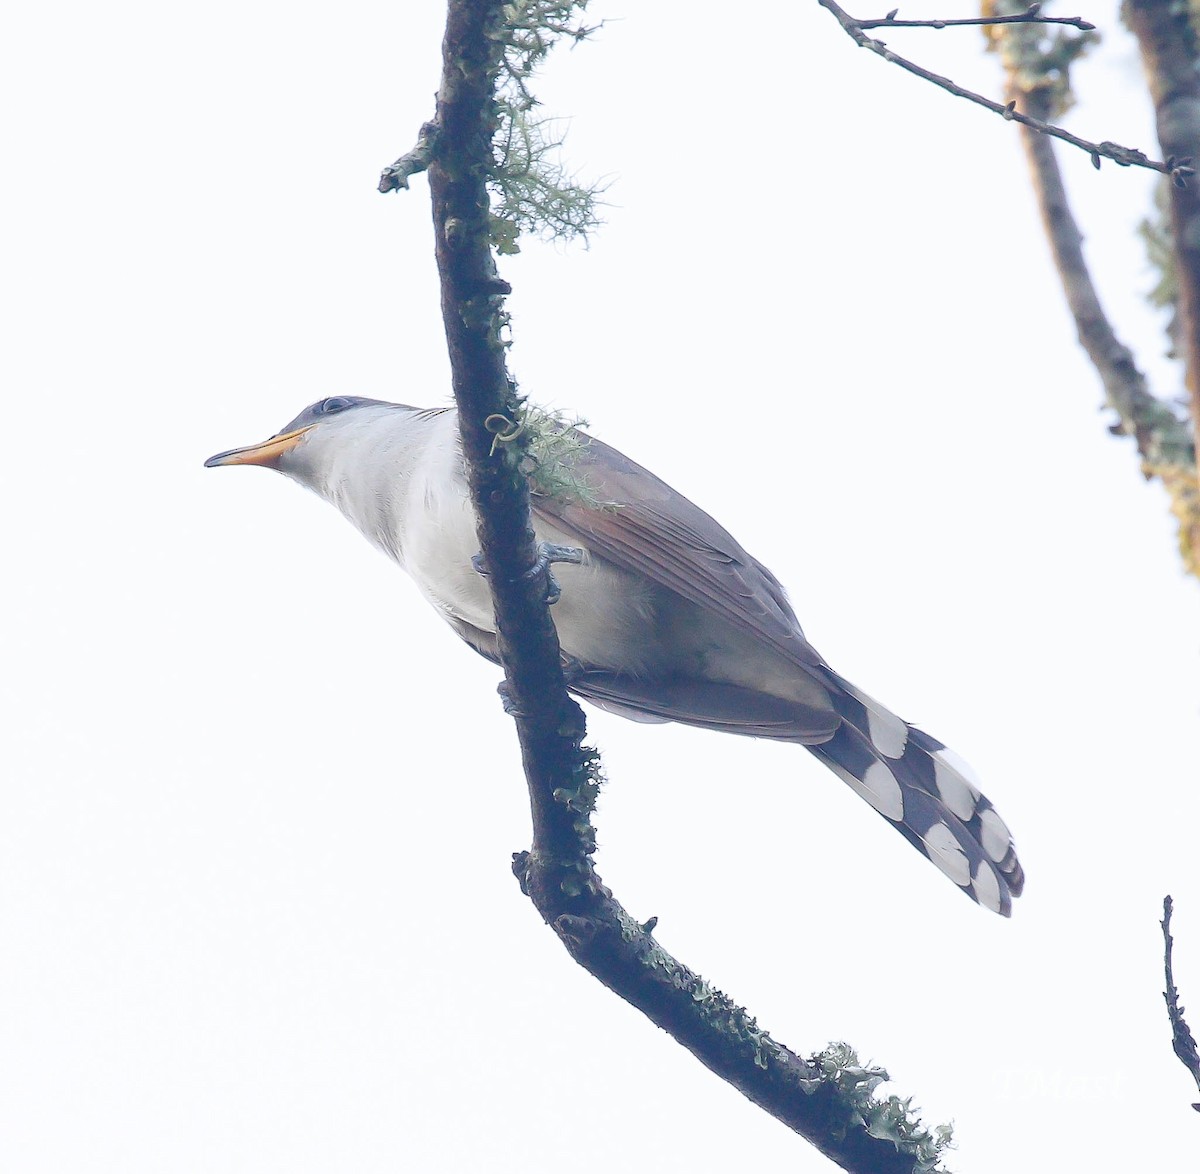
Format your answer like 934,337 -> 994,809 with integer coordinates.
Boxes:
204,396 -> 412,492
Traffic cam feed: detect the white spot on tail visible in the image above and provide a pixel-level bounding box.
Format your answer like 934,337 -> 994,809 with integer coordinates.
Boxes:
922,821 -> 970,886
932,750 -> 982,820
859,760 -> 904,820
868,709 -> 908,759
971,860 -> 1003,913
843,682 -> 908,758
979,808 -> 1013,863
933,745 -> 982,790
823,758 -> 904,821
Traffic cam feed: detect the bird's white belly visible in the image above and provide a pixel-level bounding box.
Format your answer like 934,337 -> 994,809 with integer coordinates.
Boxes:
401,491 -> 658,675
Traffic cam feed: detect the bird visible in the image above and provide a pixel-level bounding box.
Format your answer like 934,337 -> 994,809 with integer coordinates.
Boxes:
206,395 -> 1023,914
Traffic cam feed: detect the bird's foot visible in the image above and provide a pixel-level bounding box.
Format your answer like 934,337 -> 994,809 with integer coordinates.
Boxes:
496,678 -> 523,717
497,655 -> 583,717
559,654 -> 585,686
470,542 -> 585,606
537,543 -> 585,605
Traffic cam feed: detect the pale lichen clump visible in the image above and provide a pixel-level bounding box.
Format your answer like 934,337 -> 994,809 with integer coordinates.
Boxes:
808,1043 -> 955,1173
488,1 -> 605,252
486,401 -> 610,508
521,405 -> 608,506
610,906 -> 955,1172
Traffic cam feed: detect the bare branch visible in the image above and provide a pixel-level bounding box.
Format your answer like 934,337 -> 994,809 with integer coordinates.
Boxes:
859,6 -> 1095,31
817,0 -> 1186,180
1160,897 -> 1200,1110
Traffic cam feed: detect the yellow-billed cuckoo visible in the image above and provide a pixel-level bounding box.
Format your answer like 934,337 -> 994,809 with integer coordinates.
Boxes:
206,396 -> 1023,914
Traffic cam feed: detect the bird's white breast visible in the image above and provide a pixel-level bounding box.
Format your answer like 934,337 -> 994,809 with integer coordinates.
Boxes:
323,408 -> 659,674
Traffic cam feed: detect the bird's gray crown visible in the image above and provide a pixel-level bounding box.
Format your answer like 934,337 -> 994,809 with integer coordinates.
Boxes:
276,395 -> 392,435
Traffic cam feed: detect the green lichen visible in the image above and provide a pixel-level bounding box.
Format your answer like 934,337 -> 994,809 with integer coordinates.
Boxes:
984,1 -> 1098,119
487,2 -> 605,251
550,741 -> 604,891
607,911 -> 956,1167
552,740 -> 604,871
1138,177 -> 1180,354
521,404 -> 609,507
611,908 -> 790,1070
487,401 -> 610,507
808,1043 -> 955,1172
491,108 -> 605,253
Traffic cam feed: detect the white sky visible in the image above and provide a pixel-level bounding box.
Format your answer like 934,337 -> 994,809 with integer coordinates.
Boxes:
4,1 -> 1199,1170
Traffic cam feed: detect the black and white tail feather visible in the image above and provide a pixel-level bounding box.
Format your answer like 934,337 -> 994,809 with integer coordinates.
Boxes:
809,668 -> 1024,916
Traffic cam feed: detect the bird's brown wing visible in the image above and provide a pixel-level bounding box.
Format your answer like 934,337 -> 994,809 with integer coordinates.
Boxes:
444,611 -> 837,742
562,669 -> 837,743
524,426 -> 1023,914
529,429 -> 827,673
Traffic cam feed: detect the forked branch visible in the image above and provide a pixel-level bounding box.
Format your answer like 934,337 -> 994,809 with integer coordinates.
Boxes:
817,0 -> 1189,182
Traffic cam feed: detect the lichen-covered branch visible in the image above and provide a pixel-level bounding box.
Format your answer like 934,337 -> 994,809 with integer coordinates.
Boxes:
426,0 -> 590,880
985,2 -> 1200,576
1125,0 -> 1200,572
1160,896 -> 1200,1110
817,0 -> 1187,180
379,0 -> 605,253
986,19 -> 1182,457
420,2 -> 951,1169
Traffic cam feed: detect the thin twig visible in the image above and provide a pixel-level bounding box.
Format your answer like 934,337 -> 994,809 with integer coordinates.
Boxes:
816,0 -> 1187,181
1160,896 -> 1200,1110
859,6 -> 1094,31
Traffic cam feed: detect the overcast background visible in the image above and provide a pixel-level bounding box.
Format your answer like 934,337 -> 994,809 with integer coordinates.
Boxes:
4,1 -> 1199,1170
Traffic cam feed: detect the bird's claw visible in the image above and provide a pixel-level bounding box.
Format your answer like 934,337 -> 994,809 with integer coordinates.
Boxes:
497,679 -> 524,717
560,654 -> 584,686
470,542 -> 584,606
535,542 -> 584,605
497,655 -> 583,718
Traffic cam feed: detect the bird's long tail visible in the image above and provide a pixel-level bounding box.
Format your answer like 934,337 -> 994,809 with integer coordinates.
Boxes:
808,668 -> 1024,915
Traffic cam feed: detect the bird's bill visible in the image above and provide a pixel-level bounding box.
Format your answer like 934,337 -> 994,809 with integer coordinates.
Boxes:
204,426 -> 313,469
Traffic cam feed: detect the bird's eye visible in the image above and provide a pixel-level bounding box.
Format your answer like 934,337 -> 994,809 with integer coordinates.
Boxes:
318,396 -> 354,415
